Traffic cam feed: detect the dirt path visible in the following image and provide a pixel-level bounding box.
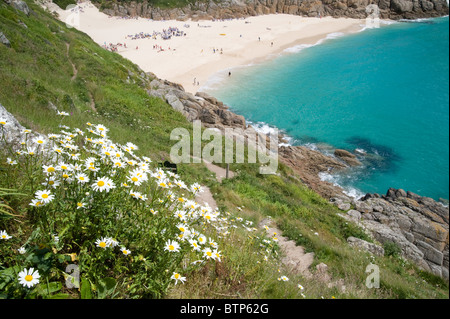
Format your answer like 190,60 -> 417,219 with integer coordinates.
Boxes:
66,43 -> 78,81
259,218 -> 315,278
193,157 -> 315,277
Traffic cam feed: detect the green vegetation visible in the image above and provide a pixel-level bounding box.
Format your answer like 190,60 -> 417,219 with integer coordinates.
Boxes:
1,1 -> 448,299
52,0 -> 77,10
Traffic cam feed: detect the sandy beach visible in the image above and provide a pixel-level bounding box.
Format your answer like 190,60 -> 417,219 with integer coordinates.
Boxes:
44,1 -> 365,95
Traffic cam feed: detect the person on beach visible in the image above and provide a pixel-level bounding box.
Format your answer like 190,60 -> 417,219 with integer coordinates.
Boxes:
228,72 -> 231,77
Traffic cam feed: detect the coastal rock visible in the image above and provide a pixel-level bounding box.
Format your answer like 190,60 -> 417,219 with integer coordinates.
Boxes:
347,236 -> 385,256
96,0 -> 449,21
0,31 -> 11,47
391,0 -> 414,13
334,149 -> 362,167
0,102 -> 27,152
352,188 -> 450,279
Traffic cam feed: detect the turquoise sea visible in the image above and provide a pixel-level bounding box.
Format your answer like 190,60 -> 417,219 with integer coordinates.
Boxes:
205,17 -> 449,201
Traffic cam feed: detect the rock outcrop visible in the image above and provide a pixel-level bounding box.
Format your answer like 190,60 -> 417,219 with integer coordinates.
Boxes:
11,0 -> 31,16
95,0 -> 449,20
0,31 -> 11,47
334,188 -> 449,279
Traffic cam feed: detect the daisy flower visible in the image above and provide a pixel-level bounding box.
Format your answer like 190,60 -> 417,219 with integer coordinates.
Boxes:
29,199 -> 45,207
43,164 -> 58,175
278,276 -> 289,282
18,246 -> 27,254
18,268 -> 41,288
126,142 -> 138,151
121,247 -> 131,256
107,238 -> 119,247
197,234 -> 207,245
7,158 -> 17,165
75,173 -> 90,184
95,124 -> 109,134
164,240 -> 181,253
33,136 -> 47,146
42,177 -> 60,189
34,190 -> 55,204
95,237 -> 111,249
0,230 -> 12,240
57,111 -> 70,116
171,272 -> 186,285
189,239 -> 201,252
76,202 -> 86,209
203,248 -> 216,260
92,177 -> 116,193
0,118 -> 8,126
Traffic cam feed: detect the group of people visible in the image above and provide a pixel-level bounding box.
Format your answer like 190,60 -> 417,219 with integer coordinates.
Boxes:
103,42 -> 127,52
126,27 -> 186,41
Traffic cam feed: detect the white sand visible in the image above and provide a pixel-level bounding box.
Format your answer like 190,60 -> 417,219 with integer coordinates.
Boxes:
44,1 -> 365,95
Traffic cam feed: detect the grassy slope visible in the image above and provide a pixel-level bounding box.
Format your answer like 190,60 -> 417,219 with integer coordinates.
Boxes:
1,1 -> 448,299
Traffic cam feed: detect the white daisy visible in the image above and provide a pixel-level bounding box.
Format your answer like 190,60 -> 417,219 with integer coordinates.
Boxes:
92,177 -> 116,193
171,272 -> 186,285
34,190 -> 55,204
18,268 -> 41,288
0,230 -> 12,240
164,240 -> 181,253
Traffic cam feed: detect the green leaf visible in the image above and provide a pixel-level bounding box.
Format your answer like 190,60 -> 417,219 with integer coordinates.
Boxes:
37,282 -> 62,295
97,277 -> 117,299
80,278 -> 92,299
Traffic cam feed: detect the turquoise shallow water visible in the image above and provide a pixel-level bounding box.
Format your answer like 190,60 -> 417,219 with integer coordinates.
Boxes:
205,17 -> 449,201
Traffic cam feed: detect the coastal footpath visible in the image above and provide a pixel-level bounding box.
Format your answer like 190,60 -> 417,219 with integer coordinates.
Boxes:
146,74 -> 449,280
95,0 -> 450,20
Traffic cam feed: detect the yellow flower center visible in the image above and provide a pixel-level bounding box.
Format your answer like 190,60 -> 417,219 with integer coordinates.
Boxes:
1,235 -> 6,239
169,245 -> 175,251
175,274 -> 180,279
49,181 -> 54,185
132,177 -> 138,182
77,203 -> 83,207
99,242 -> 106,248
42,194 -> 49,199
0,121 -> 6,125
47,167 -> 55,173
63,174 -> 69,179
97,181 -> 105,187
207,251 -> 212,257
25,275 -> 33,282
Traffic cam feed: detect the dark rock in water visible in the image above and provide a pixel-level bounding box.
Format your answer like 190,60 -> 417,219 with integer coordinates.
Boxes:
334,149 -> 362,167
0,31 -> 11,47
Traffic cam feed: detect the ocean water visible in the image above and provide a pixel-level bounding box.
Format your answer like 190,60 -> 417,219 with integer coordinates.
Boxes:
204,17 -> 450,201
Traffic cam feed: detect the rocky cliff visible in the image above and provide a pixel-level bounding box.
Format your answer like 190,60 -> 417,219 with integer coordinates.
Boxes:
96,0 -> 449,21
335,188 -> 449,280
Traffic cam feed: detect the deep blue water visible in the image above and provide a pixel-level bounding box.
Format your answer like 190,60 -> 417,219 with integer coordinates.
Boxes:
205,17 -> 449,201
